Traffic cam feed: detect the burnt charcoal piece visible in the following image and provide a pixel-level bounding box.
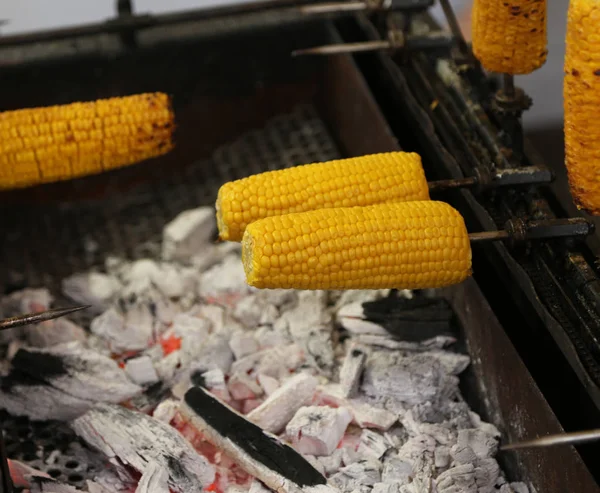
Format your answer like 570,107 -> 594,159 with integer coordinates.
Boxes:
72,403 -> 214,493
361,294 -> 456,342
183,386 -> 327,490
10,351 -> 68,382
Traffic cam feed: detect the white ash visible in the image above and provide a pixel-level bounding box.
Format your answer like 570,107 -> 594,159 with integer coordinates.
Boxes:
228,372 -> 264,401
125,355 -> 160,386
193,332 -> 234,373
14,341 -> 141,402
188,304 -> 227,333
332,290 -> 391,312
135,461 -> 170,493
357,430 -> 392,461
24,317 -> 87,348
153,398 -> 180,423
361,350 -> 467,408
339,344 -> 367,398
121,259 -> 198,300
347,399 -> 397,431
371,482 -> 403,493
247,372 -> 318,434
316,449 -> 345,476
329,459 -> 382,493
381,456 -> 412,484
0,288 -> 53,343
0,205 -> 524,493
254,324 -> 293,349
120,282 -> 177,330
233,295 -> 264,329
62,272 -> 121,314
434,446 -> 451,469
90,308 -> 135,354
337,302 -> 388,336
286,406 -> 353,456
1,287 -> 53,315
230,344 -> 305,380
162,206 -> 216,263
257,373 -> 280,396
230,329 -> 260,359
249,479 -> 275,493
259,304 -> 280,326
0,341 -> 141,420
353,334 -> 456,352
191,241 -> 241,273
198,254 -> 251,300
72,403 -> 215,493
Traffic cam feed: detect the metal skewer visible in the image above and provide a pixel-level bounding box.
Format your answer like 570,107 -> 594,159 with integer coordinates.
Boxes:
0,305 -> 90,331
427,166 -> 553,193
297,0 -> 433,15
501,429 -> 600,451
292,30 -> 453,56
467,217 -> 593,244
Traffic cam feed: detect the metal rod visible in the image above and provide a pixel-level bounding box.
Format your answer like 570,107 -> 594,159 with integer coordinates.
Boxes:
468,230 -> 511,243
0,0 -> 308,48
503,74 -> 516,99
297,1 -> 367,14
0,305 -> 90,331
428,176 -> 478,192
501,429 -> 600,451
0,431 -> 13,493
438,0 -> 469,55
292,40 -> 391,56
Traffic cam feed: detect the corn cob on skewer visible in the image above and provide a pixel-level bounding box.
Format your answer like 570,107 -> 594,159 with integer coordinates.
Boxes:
564,0 -> 600,214
241,201 -> 472,290
216,152 -> 430,242
471,0 -> 548,75
0,92 -> 174,190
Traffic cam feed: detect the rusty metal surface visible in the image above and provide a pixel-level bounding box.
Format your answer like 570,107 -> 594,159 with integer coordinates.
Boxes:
442,279 -> 600,493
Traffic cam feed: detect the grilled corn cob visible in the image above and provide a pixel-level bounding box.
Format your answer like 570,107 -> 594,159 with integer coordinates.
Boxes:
564,0 -> 600,214
216,152 -> 429,241
242,200 -> 472,290
471,0 -> 547,75
0,92 -> 174,190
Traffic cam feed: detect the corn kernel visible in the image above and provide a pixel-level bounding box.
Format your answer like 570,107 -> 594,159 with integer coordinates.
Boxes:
242,201 -> 472,290
0,93 -> 175,190
472,0 -> 547,75
564,0 -> 600,214
216,152 -> 430,241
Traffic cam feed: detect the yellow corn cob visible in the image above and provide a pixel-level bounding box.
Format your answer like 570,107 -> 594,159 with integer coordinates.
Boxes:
242,200 -> 472,290
471,0 -> 547,75
564,0 -> 600,214
0,92 -> 174,190
216,152 -> 430,242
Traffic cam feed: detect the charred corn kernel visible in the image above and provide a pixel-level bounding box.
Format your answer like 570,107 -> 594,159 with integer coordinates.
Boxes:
564,0 -> 600,214
471,0 -> 547,75
216,152 -> 429,241
242,200 -> 472,290
0,93 -> 174,190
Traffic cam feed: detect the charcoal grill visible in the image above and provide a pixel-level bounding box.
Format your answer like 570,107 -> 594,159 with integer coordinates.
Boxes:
0,1 -> 599,492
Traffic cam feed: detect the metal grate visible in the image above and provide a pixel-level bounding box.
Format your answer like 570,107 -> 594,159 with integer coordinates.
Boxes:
0,104 -> 342,488
0,104 -> 340,294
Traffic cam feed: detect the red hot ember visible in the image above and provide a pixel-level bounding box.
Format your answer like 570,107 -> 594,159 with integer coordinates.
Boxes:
0,206 -> 530,493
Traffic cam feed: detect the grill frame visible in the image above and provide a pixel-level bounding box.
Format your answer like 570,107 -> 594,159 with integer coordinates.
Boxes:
0,3 -> 598,491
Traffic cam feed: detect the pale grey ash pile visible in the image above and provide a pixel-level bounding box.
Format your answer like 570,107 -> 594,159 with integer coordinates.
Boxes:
0,206 -> 530,493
